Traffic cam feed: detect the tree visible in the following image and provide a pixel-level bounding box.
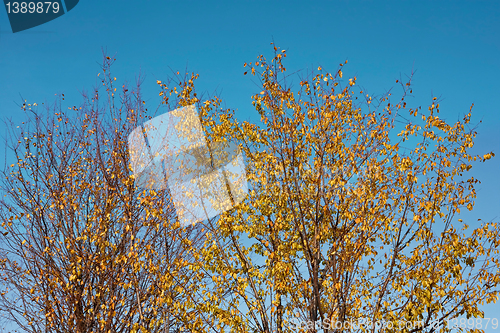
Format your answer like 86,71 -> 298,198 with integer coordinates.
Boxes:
187,44 -> 500,333
0,46 -> 498,333
0,56 -> 207,333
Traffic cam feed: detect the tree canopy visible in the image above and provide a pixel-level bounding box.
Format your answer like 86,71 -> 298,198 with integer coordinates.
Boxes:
1,47 -> 498,333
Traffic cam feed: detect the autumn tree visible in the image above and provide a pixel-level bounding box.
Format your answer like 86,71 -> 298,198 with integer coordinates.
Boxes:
0,56 -> 208,333
184,44 -> 500,333
1,46 -> 499,333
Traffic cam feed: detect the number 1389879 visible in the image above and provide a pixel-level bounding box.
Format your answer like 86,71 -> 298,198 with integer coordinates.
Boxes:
5,2 -> 60,14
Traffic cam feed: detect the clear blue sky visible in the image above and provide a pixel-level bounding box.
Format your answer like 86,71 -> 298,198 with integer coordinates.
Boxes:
0,0 -> 499,329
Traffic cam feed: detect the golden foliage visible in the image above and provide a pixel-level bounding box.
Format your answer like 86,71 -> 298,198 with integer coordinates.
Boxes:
0,47 -> 498,333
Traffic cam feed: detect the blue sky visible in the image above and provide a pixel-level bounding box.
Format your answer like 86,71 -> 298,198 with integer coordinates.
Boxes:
0,0 -> 499,329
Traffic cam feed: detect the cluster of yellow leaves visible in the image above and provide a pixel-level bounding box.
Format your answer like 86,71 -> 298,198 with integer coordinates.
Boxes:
188,45 -> 499,333
0,47 -> 498,333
